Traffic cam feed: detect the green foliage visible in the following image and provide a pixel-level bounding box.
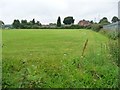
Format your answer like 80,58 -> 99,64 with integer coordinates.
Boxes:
36,21 -> 41,26
99,29 -> 119,40
70,25 -> 81,29
63,16 -> 74,25
31,19 -> 35,25
12,19 -> 21,29
108,41 -> 119,66
61,25 -> 84,29
99,17 -> 110,25
111,16 -> 119,23
0,20 -> 4,25
57,16 -> 61,27
20,20 -> 28,29
91,24 -> 102,32
99,29 -> 119,66
2,29 -> 118,88
12,19 -> 42,29
21,20 -> 27,24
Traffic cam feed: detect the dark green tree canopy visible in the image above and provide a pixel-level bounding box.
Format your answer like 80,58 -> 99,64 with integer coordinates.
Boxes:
21,20 -> 27,24
20,20 -> 28,29
12,19 -> 41,29
0,20 -> 4,25
12,19 -> 21,29
57,16 -> 61,27
32,19 -> 35,25
99,17 -> 110,25
63,16 -> 74,25
111,16 -> 119,23
36,21 -> 41,26
29,19 -> 35,25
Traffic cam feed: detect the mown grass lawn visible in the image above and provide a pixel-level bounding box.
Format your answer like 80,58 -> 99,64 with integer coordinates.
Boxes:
2,29 -> 119,88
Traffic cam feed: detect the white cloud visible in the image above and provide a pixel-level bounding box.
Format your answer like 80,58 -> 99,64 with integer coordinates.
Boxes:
0,0 -> 119,24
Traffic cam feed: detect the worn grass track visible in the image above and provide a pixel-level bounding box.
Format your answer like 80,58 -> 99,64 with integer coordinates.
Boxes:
2,29 -> 119,88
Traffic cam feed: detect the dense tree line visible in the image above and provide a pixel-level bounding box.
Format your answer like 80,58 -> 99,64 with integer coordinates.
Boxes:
12,19 -> 42,29
8,16 -> 120,29
92,16 -> 119,32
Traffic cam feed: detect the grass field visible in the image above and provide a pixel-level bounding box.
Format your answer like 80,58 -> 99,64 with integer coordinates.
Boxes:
2,29 -> 119,88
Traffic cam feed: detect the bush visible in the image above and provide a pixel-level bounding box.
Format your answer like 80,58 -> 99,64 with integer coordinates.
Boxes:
99,29 -> 119,40
60,25 -> 90,29
85,25 -> 91,29
99,29 -> 119,65
108,41 -> 119,66
70,25 -> 80,29
91,24 -> 103,32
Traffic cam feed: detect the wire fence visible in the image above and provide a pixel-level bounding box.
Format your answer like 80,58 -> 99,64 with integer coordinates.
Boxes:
102,22 -> 120,40
103,22 -> 119,31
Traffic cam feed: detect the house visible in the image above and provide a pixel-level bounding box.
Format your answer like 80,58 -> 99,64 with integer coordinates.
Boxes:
78,20 -> 91,27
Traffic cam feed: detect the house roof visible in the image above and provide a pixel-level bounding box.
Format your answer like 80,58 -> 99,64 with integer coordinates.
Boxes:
78,20 -> 91,26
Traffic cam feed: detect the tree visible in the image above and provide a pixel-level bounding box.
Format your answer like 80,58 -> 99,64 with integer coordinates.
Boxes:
91,24 -> 102,32
36,21 -> 41,26
90,20 -> 94,24
0,20 -> 4,29
20,20 -> 28,29
0,20 -> 4,25
57,16 -> 61,27
99,17 -> 110,25
111,16 -> 119,23
21,20 -> 27,24
32,18 -> 35,25
12,19 -> 21,29
63,16 -> 74,25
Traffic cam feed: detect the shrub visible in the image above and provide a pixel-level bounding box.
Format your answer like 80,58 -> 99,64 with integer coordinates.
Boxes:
108,41 -> 119,66
69,25 -> 81,29
99,29 -> 119,40
91,24 -> 103,32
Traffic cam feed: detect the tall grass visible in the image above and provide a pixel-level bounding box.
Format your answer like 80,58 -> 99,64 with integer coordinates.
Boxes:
2,29 -> 119,88
99,29 -> 119,66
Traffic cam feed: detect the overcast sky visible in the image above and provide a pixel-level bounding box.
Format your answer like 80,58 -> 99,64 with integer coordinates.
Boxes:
0,0 -> 119,24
